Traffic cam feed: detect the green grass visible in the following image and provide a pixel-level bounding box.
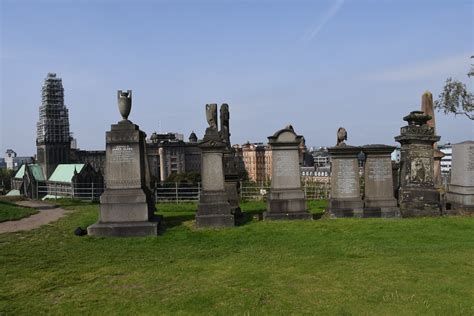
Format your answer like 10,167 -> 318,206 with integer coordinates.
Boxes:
1,200 -> 473,315
0,200 -> 38,223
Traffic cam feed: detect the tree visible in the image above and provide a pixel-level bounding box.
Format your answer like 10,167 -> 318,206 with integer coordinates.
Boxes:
435,56 -> 474,120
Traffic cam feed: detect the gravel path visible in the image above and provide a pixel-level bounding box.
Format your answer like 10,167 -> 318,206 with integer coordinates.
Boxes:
0,200 -> 69,234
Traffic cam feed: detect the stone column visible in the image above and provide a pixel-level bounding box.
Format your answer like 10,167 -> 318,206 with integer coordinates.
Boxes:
327,146 -> 364,217
362,145 -> 400,218
88,90 -> 160,237
446,141 -> 474,214
196,127 -> 234,228
264,126 -> 312,220
395,111 -> 441,217
223,149 -> 242,216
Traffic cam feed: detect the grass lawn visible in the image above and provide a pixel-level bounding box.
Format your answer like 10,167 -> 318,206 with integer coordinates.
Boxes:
0,200 -> 38,223
0,200 -> 473,315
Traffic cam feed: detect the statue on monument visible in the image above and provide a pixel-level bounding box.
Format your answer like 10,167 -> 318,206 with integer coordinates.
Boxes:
337,127 -> 347,146
206,104 -> 218,130
117,90 -> 132,121
220,103 -> 230,145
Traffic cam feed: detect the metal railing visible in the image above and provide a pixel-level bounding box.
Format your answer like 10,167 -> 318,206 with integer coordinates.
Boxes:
28,181 -> 330,203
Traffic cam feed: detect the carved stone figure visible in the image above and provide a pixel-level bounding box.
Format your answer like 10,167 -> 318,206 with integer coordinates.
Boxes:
206,104 -> 218,130
337,127 -> 347,146
220,103 -> 230,145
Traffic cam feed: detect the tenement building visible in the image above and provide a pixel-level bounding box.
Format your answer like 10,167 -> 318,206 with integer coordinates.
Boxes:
147,131 -> 201,182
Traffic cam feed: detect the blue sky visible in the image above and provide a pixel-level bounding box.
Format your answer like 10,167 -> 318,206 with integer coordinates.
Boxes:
1,0 -> 473,155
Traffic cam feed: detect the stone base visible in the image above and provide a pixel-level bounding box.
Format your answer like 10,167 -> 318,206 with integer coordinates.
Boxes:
399,187 -> 441,217
327,198 -> 364,218
224,182 -> 242,217
87,219 -> 160,237
446,185 -> 474,214
265,189 -> 311,220
99,188 -> 155,222
197,190 -> 234,228
364,198 -> 400,218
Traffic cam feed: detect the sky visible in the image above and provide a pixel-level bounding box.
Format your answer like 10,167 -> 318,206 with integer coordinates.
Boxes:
1,0 -> 473,156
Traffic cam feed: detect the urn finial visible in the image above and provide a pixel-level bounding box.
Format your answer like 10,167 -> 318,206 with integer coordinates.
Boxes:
117,90 -> 132,121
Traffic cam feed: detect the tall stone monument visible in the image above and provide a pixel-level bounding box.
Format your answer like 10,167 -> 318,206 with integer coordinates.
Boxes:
264,125 -> 312,220
88,90 -> 160,237
362,145 -> 400,217
446,141 -> 474,214
327,128 -> 364,217
196,104 -> 234,228
395,111 -> 441,217
421,91 -> 445,187
220,104 -> 241,216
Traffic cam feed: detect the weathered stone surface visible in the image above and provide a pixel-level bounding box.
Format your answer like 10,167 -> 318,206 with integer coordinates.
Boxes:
264,126 -> 311,220
395,111 -> 441,217
327,145 -> 364,218
446,141 -> 474,214
196,122 -> 234,228
362,145 -> 400,218
88,91 -> 159,237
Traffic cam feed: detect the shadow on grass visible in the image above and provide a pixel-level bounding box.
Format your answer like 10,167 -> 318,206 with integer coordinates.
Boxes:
236,209 -> 264,226
161,214 -> 196,230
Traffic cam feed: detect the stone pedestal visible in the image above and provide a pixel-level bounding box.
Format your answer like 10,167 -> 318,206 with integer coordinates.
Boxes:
362,145 -> 400,218
446,141 -> 474,214
395,111 -> 441,217
223,150 -> 242,216
264,126 -> 311,220
196,128 -> 234,228
88,119 -> 159,237
327,145 -> 364,218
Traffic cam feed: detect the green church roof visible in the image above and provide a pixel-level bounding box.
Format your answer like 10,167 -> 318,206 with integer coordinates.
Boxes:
48,164 -> 85,183
14,164 -> 45,181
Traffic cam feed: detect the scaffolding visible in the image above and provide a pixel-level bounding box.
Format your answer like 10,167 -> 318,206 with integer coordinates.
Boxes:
36,73 -> 71,143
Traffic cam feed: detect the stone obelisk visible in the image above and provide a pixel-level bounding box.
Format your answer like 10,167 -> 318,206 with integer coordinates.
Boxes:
421,91 -> 444,188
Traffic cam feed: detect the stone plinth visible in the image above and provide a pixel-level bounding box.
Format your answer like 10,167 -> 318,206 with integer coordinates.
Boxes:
446,141 -> 474,214
394,111 -> 441,217
196,128 -> 234,228
264,126 -> 311,220
88,120 -> 159,237
327,145 -> 364,218
362,145 -> 400,218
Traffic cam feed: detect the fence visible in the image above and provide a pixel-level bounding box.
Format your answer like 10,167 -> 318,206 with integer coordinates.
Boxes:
30,181 -> 330,203
37,182 -> 104,201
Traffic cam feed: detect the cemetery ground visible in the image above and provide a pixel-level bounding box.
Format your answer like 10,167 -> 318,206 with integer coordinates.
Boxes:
1,200 -> 473,315
0,200 -> 38,223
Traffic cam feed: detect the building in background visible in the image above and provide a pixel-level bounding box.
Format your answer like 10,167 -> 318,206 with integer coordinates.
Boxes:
311,147 -> 330,167
0,158 -> 6,169
439,143 -> 453,182
4,149 -> 33,170
36,73 -> 72,179
147,131 -> 201,183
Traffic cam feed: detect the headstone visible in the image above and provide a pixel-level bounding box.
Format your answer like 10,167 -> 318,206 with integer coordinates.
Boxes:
88,90 -> 160,237
362,145 -> 400,217
327,129 -> 364,218
421,91 -> 445,187
196,104 -> 234,228
220,104 -> 241,216
446,141 -> 474,214
264,125 -> 312,220
394,111 -> 441,217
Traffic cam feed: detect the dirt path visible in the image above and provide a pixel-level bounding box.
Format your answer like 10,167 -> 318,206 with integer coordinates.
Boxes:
0,200 -> 70,234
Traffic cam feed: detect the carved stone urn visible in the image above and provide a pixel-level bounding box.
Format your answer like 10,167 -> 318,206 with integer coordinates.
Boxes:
117,90 -> 132,121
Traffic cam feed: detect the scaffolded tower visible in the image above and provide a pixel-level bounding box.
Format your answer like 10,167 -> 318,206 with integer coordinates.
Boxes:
36,73 -> 71,179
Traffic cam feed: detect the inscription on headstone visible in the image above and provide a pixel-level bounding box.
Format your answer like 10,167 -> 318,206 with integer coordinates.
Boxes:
368,159 -> 391,181
111,145 -> 134,163
468,146 -> 474,172
336,159 -> 356,195
275,151 -> 298,177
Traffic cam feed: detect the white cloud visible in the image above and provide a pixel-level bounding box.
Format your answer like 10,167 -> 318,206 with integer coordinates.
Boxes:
363,53 -> 472,82
301,0 -> 344,44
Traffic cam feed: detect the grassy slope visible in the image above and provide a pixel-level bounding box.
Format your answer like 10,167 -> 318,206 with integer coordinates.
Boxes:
0,200 -> 473,315
0,201 -> 38,223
